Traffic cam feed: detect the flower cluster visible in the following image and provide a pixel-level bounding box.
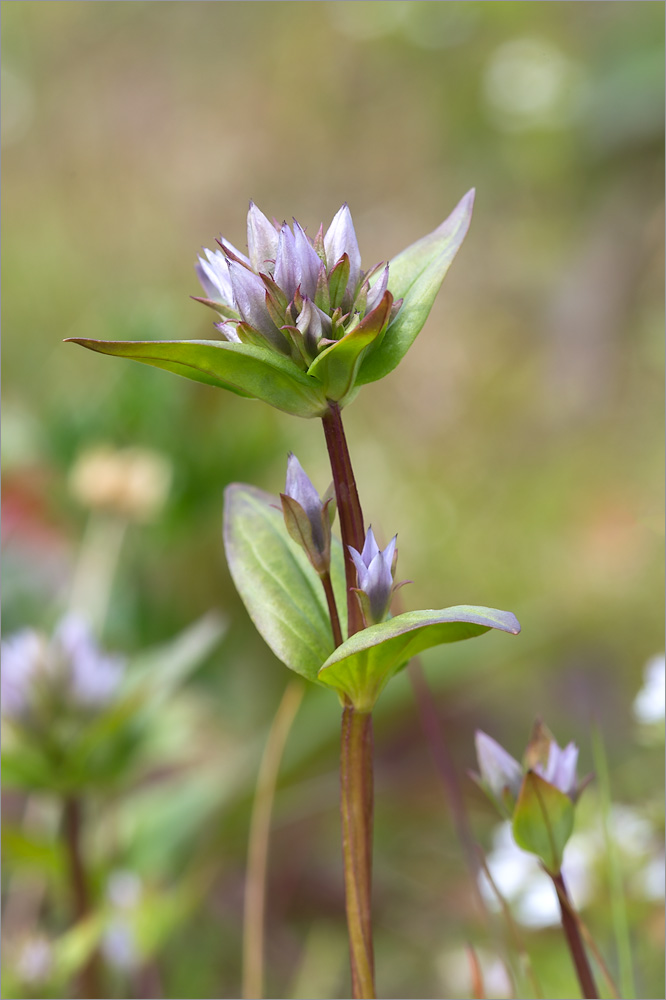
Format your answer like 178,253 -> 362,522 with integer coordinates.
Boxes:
195,202 -> 399,370
1,616 -> 124,725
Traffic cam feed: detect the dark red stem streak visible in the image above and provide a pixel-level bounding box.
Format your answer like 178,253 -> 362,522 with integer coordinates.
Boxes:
552,870 -> 599,999
63,797 -> 102,999
321,401 -> 366,638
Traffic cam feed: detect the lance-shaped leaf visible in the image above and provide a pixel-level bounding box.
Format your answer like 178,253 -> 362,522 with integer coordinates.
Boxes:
357,189 -> 475,385
223,484 -> 347,683
512,770 -> 575,875
318,605 -> 520,711
307,291 -> 394,402
65,339 -> 329,418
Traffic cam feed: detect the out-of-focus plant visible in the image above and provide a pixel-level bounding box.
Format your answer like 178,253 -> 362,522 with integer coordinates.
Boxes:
473,721 -> 600,999
1,611 -> 225,999
68,196 -> 523,1000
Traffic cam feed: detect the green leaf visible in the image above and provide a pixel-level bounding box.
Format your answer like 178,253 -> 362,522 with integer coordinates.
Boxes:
223,484 -> 347,683
512,771 -> 574,874
357,190 -> 474,385
308,292 -> 393,402
318,604 -> 520,711
65,338 -> 329,418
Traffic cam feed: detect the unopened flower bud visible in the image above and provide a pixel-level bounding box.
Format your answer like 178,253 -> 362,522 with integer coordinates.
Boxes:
280,454 -> 335,576
349,527 -> 397,625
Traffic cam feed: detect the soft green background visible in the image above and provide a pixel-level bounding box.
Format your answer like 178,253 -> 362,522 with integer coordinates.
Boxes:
2,3 -> 663,999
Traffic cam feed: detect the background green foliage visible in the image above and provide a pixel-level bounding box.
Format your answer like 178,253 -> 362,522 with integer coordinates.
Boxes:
2,3 -> 663,998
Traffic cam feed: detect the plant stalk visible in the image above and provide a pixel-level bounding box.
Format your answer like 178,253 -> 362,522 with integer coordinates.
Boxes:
62,796 -> 102,999
340,706 -> 376,999
321,401 -> 366,638
552,870 -> 599,999
243,680 -> 305,1000
321,569 -> 344,648
321,403 -> 375,998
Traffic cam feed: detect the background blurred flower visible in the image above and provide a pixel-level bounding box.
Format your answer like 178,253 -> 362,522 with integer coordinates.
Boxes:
68,446 -> 172,523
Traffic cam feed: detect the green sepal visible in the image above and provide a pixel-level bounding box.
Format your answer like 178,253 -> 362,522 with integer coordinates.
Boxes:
279,493 -> 330,576
307,291 -> 394,402
65,338 -> 329,418
223,484 -> 347,683
357,189 -> 475,385
512,770 -> 574,875
317,604 -> 520,711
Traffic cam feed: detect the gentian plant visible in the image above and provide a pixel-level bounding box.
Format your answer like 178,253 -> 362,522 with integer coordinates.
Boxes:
68,193 -> 522,999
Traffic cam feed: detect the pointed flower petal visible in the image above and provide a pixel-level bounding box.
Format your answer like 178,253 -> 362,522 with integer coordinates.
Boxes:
475,731 -> 524,803
325,204 -> 361,292
247,202 -> 279,273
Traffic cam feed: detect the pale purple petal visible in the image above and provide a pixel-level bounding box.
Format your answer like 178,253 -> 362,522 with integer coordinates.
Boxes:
228,260 -> 283,348
293,222 -> 323,299
324,204 -> 361,291
55,615 -> 124,708
296,297 -> 322,355
214,321 -> 241,343
274,224 -> 299,300
196,248 -> 234,304
542,741 -> 579,797
1,630 -> 43,718
364,552 -> 393,622
361,526 -> 380,566
475,731 -> 524,801
247,202 -> 279,273
349,546 -> 370,591
365,264 -> 389,313
381,534 -> 397,573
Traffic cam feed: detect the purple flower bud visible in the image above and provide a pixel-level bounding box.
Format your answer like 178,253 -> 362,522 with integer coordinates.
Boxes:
348,527 -> 397,624
474,731 -> 524,806
227,260 -> 287,353
247,201 -> 279,273
324,203 -> 361,294
284,453 -> 327,555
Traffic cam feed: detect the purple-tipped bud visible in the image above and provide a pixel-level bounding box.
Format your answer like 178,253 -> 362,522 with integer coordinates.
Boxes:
324,203 -> 361,294
281,454 -> 334,575
474,731 -> 524,810
348,527 -> 397,625
247,201 -> 279,273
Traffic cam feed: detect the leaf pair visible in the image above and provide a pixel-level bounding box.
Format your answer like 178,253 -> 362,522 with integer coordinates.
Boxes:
223,484 -> 520,711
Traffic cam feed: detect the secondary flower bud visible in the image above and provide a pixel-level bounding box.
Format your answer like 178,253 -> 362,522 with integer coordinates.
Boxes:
280,454 -> 335,576
348,527 -> 397,625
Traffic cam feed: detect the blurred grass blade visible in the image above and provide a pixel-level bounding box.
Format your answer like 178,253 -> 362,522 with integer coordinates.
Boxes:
243,679 -> 305,1000
357,189 -> 474,385
65,338 -> 329,418
224,484 -> 347,683
318,605 -> 520,710
591,721 -> 635,999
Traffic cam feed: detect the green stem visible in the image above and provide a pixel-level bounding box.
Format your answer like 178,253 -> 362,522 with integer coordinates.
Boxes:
243,680 -> 305,1000
340,706 -> 376,999
321,402 -> 366,638
62,797 -> 102,999
551,870 -> 599,999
